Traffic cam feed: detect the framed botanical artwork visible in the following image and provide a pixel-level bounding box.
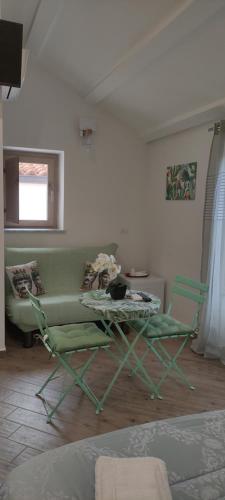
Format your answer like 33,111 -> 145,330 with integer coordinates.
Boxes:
166,162 -> 197,200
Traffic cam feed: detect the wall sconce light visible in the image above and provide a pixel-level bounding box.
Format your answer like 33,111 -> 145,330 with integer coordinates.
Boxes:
79,118 -> 96,150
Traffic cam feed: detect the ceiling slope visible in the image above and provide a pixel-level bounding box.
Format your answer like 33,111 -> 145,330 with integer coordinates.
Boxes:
2,0 -> 225,142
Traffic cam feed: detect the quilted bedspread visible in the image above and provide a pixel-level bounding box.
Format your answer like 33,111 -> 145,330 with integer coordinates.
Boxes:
1,410 -> 225,500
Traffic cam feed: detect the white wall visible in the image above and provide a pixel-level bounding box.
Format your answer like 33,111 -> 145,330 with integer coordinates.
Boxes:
4,60 -> 148,271
3,58 -> 214,326
147,124 -> 212,322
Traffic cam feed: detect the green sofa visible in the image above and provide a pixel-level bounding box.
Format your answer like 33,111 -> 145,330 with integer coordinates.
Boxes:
5,243 -> 118,346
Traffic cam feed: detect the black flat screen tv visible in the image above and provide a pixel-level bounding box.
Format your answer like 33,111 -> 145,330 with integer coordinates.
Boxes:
0,20 -> 23,88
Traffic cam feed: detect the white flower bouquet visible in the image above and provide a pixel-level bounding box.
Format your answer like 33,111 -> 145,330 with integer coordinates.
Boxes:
92,253 -> 121,283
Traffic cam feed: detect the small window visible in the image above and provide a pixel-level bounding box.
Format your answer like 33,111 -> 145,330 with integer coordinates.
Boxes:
4,150 -> 59,228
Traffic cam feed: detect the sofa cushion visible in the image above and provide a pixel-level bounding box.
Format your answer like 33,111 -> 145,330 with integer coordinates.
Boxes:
6,293 -> 99,332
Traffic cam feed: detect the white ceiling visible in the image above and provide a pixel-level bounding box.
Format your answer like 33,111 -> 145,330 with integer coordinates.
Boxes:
2,0 -> 225,142
2,0 -> 40,41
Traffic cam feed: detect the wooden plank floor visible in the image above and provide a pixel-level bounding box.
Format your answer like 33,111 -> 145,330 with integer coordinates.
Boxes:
0,330 -> 225,482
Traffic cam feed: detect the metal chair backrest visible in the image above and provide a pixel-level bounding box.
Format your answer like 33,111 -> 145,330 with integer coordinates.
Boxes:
168,275 -> 208,330
27,289 -> 51,349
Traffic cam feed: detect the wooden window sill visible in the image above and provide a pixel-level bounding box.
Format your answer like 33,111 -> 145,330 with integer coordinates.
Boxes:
5,228 -> 65,233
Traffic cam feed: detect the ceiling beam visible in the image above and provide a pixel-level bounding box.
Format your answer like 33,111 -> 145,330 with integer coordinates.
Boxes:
86,0 -> 225,104
26,0 -> 63,56
142,98 -> 225,143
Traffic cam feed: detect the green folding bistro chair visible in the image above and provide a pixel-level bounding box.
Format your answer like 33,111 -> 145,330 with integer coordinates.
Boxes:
28,290 -> 113,422
130,275 -> 208,399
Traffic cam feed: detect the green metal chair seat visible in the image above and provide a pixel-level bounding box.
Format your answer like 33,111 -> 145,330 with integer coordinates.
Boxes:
47,323 -> 113,353
132,314 -> 193,339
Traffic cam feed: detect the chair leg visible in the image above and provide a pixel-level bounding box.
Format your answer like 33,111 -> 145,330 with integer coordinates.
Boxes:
130,334 -> 194,397
38,351 -> 102,422
155,339 -> 195,390
148,336 -> 194,395
59,353 -> 100,407
36,362 -> 61,396
46,379 -> 78,423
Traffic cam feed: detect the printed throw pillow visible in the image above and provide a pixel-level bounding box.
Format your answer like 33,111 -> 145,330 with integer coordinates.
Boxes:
30,262 -> 45,297
6,260 -> 45,299
98,269 -> 112,290
81,262 -> 98,291
81,263 -> 115,291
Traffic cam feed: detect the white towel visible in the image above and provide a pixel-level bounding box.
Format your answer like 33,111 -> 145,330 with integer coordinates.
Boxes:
95,456 -> 172,500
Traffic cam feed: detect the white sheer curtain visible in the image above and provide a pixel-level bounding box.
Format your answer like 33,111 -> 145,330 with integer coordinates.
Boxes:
192,122 -> 225,362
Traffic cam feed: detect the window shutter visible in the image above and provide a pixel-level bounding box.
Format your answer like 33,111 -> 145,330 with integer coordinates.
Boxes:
4,157 -> 19,224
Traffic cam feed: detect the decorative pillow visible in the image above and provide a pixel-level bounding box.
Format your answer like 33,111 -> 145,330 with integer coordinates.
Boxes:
30,262 -> 45,296
6,260 -> 45,299
81,254 -> 121,291
98,269 -> 112,289
81,262 -> 98,291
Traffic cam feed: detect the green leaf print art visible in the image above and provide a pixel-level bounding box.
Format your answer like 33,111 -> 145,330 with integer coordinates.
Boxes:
166,162 -> 197,200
